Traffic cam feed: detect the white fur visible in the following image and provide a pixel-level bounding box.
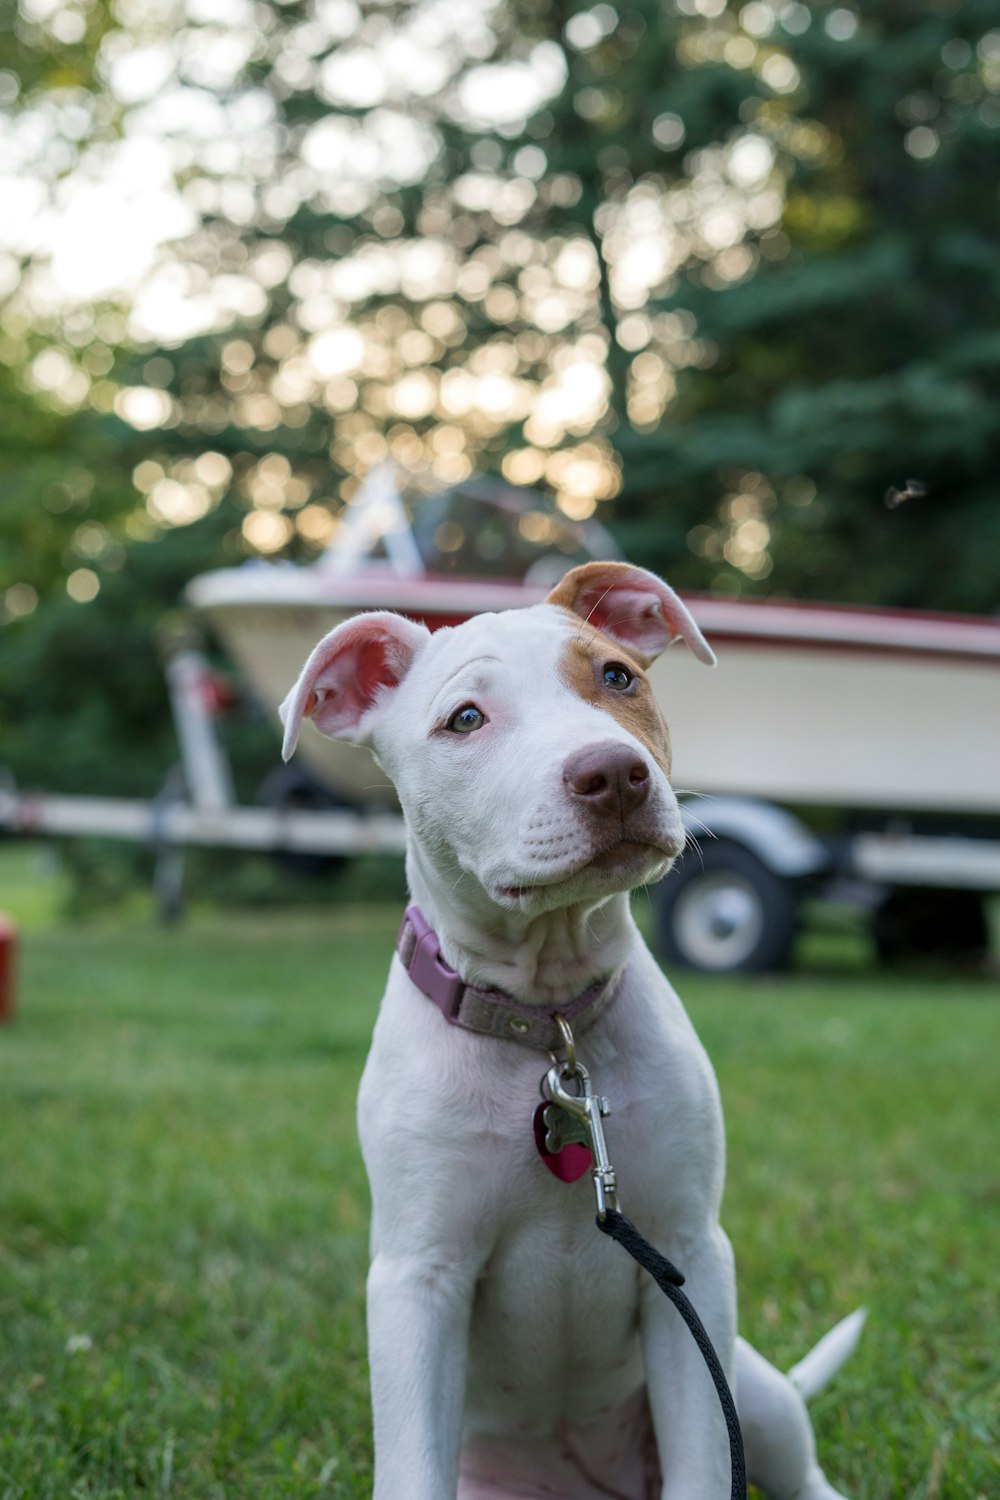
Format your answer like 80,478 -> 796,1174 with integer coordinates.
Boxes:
788,1310 -> 868,1402
282,570 -> 862,1500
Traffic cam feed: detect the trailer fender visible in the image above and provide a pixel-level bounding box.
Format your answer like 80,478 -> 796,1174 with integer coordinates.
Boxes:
679,797 -> 829,879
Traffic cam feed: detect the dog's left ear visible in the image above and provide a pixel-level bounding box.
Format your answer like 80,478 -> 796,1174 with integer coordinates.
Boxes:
279,610 -> 430,759
547,561 -> 715,666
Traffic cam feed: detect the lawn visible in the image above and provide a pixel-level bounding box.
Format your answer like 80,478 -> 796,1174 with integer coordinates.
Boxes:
0,846 -> 997,1499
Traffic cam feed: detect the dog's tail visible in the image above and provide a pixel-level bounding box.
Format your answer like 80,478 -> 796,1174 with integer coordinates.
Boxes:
787,1308 -> 868,1401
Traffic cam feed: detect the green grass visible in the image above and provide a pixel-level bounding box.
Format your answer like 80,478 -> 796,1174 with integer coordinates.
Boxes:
0,846 -> 998,1498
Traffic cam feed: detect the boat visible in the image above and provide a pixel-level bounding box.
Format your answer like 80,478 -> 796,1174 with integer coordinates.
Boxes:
188,468 -> 1000,819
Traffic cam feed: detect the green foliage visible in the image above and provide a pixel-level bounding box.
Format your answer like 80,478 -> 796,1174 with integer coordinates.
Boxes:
0,493 -> 239,797
653,1 -> 1000,608
0,0 -> 115,95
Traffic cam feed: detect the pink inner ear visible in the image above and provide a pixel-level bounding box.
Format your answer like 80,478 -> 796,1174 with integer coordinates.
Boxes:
312,636 -> 399,734
282,609 -> 430,758
579,585 -> 671,655
357,636 -> 403,703
548,561 -> 715,665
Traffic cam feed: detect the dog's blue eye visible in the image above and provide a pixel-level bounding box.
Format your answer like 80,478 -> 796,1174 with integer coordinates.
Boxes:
448,704 -> 486,734
603,663 -> 633,692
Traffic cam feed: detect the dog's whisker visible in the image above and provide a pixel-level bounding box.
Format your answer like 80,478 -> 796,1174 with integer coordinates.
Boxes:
685,832 -> 707,871
682,813 -> 717,842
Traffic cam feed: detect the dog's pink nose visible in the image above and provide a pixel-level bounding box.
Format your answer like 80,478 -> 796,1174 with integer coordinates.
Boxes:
563,741 -> 650,818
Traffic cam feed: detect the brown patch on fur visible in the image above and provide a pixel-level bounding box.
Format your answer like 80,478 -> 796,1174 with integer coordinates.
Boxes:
546,562 -> 632,613
559,623 -> 672,775
547,563 -> 654,668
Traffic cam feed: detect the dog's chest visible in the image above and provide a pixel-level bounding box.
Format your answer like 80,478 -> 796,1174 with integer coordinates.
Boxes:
462,1193 -> 647,1434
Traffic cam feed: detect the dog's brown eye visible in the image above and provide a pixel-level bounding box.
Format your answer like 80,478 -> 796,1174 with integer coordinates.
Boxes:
448,704 -> 486,734
603,662 -> 633,691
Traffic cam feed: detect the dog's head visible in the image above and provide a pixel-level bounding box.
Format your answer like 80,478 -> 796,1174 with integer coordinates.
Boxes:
280,562 -> 714,916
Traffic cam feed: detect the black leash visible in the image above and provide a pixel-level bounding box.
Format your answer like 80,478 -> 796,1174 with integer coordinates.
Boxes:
597,1209 -> 748,1500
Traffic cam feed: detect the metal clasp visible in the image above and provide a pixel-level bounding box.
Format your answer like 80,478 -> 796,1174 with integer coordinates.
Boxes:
542,1045 -> 619,1220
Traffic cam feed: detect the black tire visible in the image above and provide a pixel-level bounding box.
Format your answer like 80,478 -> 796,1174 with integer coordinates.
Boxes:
656,840 -> 798,974
256,765 -> 350,878
873,887 -> 989,964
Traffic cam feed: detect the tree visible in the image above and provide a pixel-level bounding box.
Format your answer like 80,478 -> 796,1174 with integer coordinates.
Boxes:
3,1 -> 999,809
0,347 -> 246,794
108,0 -> 1000,611
634,1 -> 1000,610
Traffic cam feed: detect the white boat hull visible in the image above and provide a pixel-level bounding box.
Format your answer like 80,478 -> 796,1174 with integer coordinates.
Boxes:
190,571 -> 1000,816
654,639 -> 1000,814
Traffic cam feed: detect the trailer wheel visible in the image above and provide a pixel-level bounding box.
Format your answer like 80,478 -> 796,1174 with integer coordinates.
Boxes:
656,841 -> 797,974
873,887 -> 989,965
256,765 -> 349,877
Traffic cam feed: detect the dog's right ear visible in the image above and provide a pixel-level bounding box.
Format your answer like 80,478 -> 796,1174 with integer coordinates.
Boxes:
279,611 -> 430,759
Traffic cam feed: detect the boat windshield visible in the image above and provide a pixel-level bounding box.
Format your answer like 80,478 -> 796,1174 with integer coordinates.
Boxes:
320,465 -> 619,583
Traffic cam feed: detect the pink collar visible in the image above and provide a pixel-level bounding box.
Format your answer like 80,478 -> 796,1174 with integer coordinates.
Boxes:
396,904 -> 619,1054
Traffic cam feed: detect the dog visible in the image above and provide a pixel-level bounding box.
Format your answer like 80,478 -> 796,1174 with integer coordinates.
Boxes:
280,560 -> 864,1500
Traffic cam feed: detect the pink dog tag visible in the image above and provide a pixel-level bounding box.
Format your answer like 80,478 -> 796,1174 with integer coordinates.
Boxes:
532,1102 -> 593,1183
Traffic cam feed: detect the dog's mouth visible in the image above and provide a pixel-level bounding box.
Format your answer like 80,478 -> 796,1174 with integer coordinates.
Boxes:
497,835 -> 680,904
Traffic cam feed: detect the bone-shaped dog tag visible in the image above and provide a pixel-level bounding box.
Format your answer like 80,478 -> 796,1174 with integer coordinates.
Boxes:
542,1103 -> 590,1153
532,1101 -> 594,1183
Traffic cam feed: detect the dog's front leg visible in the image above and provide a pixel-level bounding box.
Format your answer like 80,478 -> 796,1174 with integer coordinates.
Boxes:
641,1224 -> 738,1500
367,1248 -> 477,1500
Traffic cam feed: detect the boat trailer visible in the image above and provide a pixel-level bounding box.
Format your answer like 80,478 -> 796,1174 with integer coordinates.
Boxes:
0,644 -> 406,919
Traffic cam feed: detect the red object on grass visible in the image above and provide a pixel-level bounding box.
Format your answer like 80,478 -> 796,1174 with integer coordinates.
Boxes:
0,915 -> 16,1022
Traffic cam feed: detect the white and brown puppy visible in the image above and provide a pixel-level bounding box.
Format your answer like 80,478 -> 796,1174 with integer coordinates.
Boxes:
281,561 -> 862,1500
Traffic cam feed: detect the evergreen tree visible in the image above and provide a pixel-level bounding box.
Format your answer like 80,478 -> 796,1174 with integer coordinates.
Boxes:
3,0 -> 998,806
122,1 -> 1000,610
